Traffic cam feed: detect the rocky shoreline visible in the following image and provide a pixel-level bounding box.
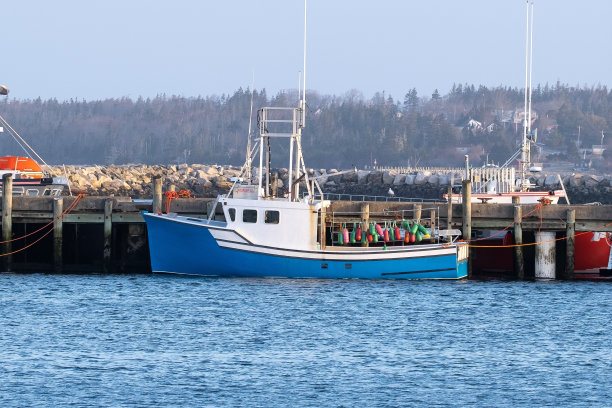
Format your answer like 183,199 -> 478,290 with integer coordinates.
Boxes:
53,164 -> 612,204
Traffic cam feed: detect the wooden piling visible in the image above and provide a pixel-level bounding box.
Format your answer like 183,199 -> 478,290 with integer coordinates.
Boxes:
565,209 -> 575,280
320,206 -> 327,249
103,198 -> 113,273
514,204 -> 524,280
361,203 -> 369,247
2,174 -> 13,271
53,198 -> 63,273
429,210 -> 436,243
414,203 -> 422,224
152,176 -> 162,213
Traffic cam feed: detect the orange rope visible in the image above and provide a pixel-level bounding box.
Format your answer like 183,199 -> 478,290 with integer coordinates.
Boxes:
0,194 -> 83,244
466,219 -> 612,248
0,193 -> 85,257
461,203 -> 545,243
164,190 -> 193,213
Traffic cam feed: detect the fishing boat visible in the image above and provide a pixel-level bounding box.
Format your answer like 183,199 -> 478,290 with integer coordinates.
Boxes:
143,3 -> 467,279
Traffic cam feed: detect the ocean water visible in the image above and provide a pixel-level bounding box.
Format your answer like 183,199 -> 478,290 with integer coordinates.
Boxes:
0,274 -> 610,407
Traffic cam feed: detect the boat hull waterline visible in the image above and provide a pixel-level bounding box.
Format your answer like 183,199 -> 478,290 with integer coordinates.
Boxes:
144,212 -> 468,279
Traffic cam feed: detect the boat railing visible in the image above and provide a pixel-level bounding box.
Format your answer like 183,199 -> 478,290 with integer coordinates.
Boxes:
306,192 -> 443,203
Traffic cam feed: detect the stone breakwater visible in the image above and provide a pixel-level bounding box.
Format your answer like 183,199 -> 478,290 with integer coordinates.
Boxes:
52,165 -> 612,204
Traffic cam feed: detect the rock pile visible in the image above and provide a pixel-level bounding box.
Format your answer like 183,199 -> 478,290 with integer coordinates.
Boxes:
50,165 -> 612,204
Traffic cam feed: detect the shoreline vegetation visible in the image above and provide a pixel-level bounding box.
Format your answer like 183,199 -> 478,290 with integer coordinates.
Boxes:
1,83 -> 610,172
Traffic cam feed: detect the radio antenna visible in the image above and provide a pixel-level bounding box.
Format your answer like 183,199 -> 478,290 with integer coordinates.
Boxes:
246,71 -> 255,179
299,0 -> 307,128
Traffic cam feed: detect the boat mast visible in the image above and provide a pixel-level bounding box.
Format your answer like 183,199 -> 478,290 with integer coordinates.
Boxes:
520,1 -> 534,192
294,0 -> 308,200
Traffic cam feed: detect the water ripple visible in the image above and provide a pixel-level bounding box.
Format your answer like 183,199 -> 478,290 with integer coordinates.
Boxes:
0,274 -> 610,407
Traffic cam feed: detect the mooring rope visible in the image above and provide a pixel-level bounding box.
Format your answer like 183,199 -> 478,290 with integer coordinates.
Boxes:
0,194 -> 84,257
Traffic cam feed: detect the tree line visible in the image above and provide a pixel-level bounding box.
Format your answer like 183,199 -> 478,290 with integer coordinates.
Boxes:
0,82 -> 609,170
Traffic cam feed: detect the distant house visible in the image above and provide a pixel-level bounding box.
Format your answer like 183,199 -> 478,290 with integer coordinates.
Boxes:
592,145 -> 606,156
467,119 -> 482,129
513,109 -> 538,126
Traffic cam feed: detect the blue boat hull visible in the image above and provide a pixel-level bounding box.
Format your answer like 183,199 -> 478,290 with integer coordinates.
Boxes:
144,213 -> 468,280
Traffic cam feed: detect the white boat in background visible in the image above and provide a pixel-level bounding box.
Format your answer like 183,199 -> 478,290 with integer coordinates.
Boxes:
447,1 -> 611,275
0,89 -> 68,197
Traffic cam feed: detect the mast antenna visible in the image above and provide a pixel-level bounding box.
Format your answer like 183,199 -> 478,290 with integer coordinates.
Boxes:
520,0 -> 534,192
246,72 -> 255,179
300,0 -> 307,128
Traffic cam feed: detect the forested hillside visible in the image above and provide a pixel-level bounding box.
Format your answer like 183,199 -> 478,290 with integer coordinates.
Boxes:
0,83 -> 609,170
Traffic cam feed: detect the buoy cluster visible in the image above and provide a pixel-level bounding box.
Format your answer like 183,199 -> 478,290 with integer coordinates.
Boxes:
336,220 -> 431,246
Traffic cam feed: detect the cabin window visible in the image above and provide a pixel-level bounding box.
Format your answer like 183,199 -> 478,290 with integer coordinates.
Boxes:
12,187 -> 24,196
243,209 -> 257,223
227,208 -> 236,222
43,189 -> 52,196
264,210 -> 280,224
26,189 -> 39,196
51,189 -> 61,196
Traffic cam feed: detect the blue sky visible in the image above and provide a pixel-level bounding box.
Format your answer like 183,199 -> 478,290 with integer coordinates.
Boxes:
2,0 -> 611,101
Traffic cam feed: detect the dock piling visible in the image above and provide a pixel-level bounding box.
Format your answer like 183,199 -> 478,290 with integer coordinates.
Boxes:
152,176 -> 162,213
430,210 -> 436,243
513,204 -> 524,280
535,231 -> 556,279
53,198 -> 63,273
361,203 -> 369,247
565,209 -> 575,280
103,198 -> 113,273
2,174 -> 13,271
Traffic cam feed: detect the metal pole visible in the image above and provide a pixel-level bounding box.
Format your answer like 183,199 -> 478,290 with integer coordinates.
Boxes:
462,180 -> 472,278
447,186 -> 453,229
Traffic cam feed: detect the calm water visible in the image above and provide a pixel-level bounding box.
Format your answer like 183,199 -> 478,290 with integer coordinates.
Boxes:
0,274 -> 610,407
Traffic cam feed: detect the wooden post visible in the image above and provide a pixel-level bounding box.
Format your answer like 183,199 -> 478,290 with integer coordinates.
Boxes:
361,203 -> 369,247
320,206 -> 327,249
461,180 -> 472,278
447,186 -> 453,229
414,203 -> 422,224
152,176 -> 162,213
429,210 -> 436,243
514,204 -> 524,280
565,209 -> 575,280
53,198 -> 63,273
103,198 -> 113,273
2,173 -> 13,271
